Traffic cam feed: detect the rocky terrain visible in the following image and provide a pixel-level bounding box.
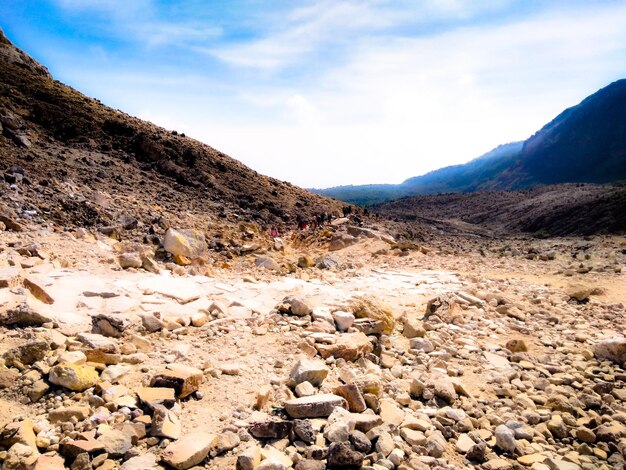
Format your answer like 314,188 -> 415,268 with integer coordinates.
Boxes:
1,215 -> 626,470
1,28 -> 626,470
374,184 -> 626,238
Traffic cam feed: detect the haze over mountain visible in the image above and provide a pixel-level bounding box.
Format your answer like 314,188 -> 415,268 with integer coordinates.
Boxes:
314,79 -> 626,206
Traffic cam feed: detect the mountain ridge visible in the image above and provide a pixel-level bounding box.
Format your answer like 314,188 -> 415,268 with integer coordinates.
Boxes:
313,79 -> 626,205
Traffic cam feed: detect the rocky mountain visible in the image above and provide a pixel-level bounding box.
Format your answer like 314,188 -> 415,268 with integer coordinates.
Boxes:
375,183 -> 626,237
0,29 -> 343,233
314,79 -> 626,205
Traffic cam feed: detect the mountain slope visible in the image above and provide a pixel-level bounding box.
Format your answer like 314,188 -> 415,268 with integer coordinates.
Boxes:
314,79 -> 626,205
0,30 -> 343,231
375,183 -> 626,237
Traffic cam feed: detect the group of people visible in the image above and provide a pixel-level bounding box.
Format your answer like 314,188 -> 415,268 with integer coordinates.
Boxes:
296,212 -> 334,231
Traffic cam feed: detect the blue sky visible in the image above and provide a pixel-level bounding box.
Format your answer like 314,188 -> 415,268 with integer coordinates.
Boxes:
2,1 -> 626,187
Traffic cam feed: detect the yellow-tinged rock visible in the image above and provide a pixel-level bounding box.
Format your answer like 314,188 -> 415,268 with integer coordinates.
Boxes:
163,228 -> 207,259
48,362 -> 99,391
349,295 -> 395,334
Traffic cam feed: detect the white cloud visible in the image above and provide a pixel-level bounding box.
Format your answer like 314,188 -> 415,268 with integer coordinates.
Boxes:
49,1 -> 626,187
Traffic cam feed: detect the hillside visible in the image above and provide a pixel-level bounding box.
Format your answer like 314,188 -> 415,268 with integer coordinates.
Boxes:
0,30 -> 343,233
314,79 -> 626,205
375,183 -> 626,237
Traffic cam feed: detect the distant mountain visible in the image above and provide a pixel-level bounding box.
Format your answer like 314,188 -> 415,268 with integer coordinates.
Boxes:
313,79 -> 626,205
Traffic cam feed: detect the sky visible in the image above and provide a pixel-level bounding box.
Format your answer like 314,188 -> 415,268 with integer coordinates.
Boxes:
1,1 -> 626,188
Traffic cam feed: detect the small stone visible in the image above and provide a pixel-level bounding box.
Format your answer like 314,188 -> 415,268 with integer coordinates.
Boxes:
284,394 -> 347,418
151,405 -> 181,440
49,406 -> 90,423
136,387 -> 176,409
237,445 -> 261,470
289,359 -> 329,387
505,339 -> 528,352
316,332 -> 373,361
403,317 -> 426,338
456,433 -> 475,453
150,364 -> 203,398
327,442 -> 365,468
97,429 -> 133,457
333,383 -> 366,413
295,381 -> 316,397
495,424 -> 516,452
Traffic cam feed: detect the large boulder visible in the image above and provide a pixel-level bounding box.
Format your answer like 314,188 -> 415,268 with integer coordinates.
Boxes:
162,228 -> 207,259
48,363 -> 99,391
593,337 -> 626,364
349,296 -> 395,334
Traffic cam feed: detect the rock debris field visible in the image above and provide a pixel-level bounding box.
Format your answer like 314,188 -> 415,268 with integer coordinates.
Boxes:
1,220 -> 626,470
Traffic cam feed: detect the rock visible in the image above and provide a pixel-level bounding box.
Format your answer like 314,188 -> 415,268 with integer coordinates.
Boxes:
284,394 -> 347,418
34,454 -> 66,470
567,284 -> 593,302
136,387 -> 176,409
0,368 -> 20,389
150,364 -> 203,398
190,312 -> 208,327
332,311 -> 355,332
27,380 -> 49,402
151,405 -> 181,439
255,257 -> 280,271
403,317 -> 426,338
295,460 -> 325,470
93,314 -> 129,339
505,339 -> 527,352
456,433 -> 475,453
316,332 -> 373,361
0,303 -> 52,327
433,378 -> 457,404
118,253 -> 142,269
237,446 -> 261,470
23,278 -> 54,304
410,337 -> 434,353
495,424 -> 516,452
333,384 -> 366,413
0,266 -> 21,288
97,429 -> 133,457
0,419 -> 37,449
256,384 -> 273,410
575,427 -> 596,443
162,228 -> 207,259
3,340 -> 50,367
595,422 -> 626,442
288,359 -> 329,387
349,430 -> 371,453
327,442 -> 365,468
425,295 -> 464,323
48,406 -> 90,423
379,398 -> 405,426
328,234 -> 358,251
76,333 -> 119,353
100,364 -> 130,383
376,430 -> 395,456
120,453 -> 158,470
295,381 -> 316,397
315,255 -> 339,270
139,313 -> 164,332
349,295 -> 395,334
593,336 -> 626,364
161,432 -> 217,470
48,363 -> 99,391
293,419 -> 315,443
298,256 -> 315,268
249,419 -> 292,439
278,296 -> 312,316
3,443 -> 38,470
214,431 -> 240,454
